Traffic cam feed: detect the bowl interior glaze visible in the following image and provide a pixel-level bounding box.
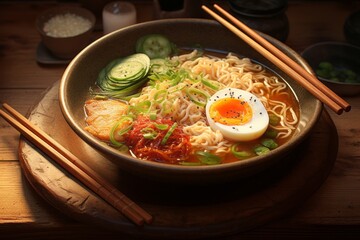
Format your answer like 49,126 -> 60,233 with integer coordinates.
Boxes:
60,19 -> 322,184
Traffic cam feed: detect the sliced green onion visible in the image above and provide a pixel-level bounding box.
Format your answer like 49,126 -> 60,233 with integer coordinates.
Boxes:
154,89 -> 167,103
231,143 -> 252,159
265,128 -> 278,138
261,138 -> 278,149
132,100 -> 151,114
93,95 -> 109,100
195,151 -> 221,165
148,72 -> 161,83
109,116 -> 133,147
201,78 -> 220,91
161,100 -> 173,114
161,122 -> 177,145
109,135 -> 123,147
150,58 -> 168,74
254,145 -> 270,156
154,123 -> 169,130
165,59 -> 179,67
168,84 -> 186,94
148,67 -> 189,86
141,127 -> 158,140
170,69 -> 188,86
149,112 -> 157,120
186,87 -> 210,107
143,132 -> 157,140
269,113 -> 280,126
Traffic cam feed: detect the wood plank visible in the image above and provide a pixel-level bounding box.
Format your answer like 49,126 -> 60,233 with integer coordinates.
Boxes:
0,89 -> 46,161
0,89 -> 46,113
1,161 -> 360,239
0,161 -> 69,224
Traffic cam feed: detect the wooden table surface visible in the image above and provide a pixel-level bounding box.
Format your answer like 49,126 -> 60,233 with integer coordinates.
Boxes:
1,1 -> 360,239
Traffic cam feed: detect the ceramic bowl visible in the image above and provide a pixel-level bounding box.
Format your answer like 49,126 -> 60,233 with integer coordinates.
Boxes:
59,19 -> 322,184
301,42 -> 360,97
36,6 -> 95,59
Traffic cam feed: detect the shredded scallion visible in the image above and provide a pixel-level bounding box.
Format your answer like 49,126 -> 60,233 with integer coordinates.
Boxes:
109,116 -> 133,147
195,151 -> 221,165
201,78 -> 220,91
154,89 -> 167,103
141,127 -> 158,140
231,143 -> 252,159
154,123 -> 169,130
161,122 -> 177,145
131,100 -> 151,114
186,87 -> 210,107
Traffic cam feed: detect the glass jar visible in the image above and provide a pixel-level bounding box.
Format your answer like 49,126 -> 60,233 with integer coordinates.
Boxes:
228,0 -> 289,42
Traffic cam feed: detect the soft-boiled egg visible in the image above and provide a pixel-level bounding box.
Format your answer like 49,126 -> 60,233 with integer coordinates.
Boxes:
205,88 -> 269,141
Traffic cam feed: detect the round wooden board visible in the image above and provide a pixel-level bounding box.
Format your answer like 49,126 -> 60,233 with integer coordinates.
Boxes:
18,81 -> 338,239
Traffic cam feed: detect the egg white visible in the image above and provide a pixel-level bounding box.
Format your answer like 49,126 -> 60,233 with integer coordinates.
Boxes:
205,88 -> 269,141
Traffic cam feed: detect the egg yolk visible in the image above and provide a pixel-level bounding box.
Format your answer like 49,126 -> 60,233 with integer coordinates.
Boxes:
209,98 -> 253,126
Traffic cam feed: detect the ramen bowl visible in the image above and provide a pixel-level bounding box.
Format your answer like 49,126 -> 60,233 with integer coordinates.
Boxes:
59,19 -> 322,184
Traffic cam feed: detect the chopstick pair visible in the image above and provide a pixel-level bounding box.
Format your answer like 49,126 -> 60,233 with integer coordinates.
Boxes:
0,103 -> 152,226
202,4 -> 351,115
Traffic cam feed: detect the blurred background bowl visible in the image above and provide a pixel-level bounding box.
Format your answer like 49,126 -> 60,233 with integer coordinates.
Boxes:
59,19 -> 322,184
301,41 -> 360,97
36,6 -> 95,59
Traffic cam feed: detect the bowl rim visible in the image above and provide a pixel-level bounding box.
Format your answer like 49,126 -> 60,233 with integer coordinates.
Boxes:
319,76 -> 360,86
59,18 -> 322,177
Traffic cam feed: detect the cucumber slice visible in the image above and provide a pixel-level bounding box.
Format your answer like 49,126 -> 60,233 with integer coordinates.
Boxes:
109,61 -> 145,80
136,34 -> 172,59
135,35 -> 147,53
96,53 -> 150,97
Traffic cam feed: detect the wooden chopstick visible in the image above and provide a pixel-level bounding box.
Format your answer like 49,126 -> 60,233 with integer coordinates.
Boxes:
202,5 -> 350,115
213,4 -> 351,113
0,103 -> 152,226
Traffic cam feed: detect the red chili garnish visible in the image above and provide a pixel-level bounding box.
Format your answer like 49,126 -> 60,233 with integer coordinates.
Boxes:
125,115 -> 192,164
